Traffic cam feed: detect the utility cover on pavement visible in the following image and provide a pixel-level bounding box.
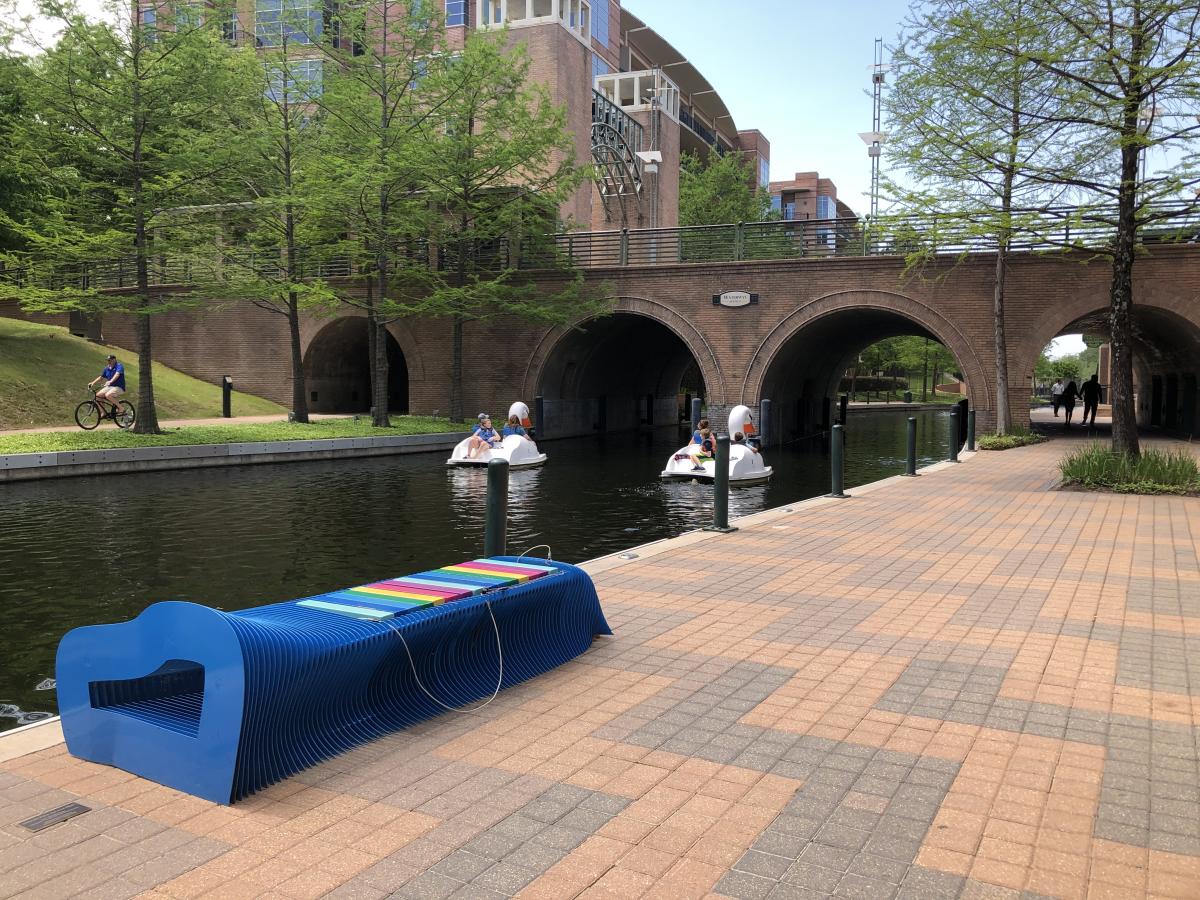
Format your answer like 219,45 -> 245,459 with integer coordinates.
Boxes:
19,803 -> 90,832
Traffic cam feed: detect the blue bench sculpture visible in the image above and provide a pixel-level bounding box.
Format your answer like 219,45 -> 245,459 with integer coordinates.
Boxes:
56,557 -> 611,804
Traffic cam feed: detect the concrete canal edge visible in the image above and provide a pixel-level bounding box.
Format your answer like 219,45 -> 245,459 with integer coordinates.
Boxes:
0,431 -> 471,482
0,449 -> 978,759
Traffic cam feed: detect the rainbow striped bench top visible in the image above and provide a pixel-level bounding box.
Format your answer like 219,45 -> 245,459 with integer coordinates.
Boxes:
295,558 -> 557,620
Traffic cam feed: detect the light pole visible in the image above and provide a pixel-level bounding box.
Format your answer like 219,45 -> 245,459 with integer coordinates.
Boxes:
1137,100 -> 1155,207
858,38 -> 890,220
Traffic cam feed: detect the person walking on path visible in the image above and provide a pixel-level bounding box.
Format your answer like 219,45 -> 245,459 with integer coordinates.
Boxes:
1051,379 -> 1065,417
1061,380 -> 1081,427
1080,374 -> 1103,427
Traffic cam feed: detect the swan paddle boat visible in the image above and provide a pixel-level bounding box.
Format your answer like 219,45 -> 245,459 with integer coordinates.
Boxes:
446,401 -> 548,468
660,404 -> 773,485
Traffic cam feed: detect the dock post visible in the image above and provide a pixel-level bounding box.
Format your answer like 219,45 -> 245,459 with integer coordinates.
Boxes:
829,424 -> 849,497
904,417 -> 918,476
691,397 -> 702,431
949,410 -> 960,463
758,398 -> 771,446
484,458 -> 509,556
534,395 -> 545,439
967,410 -> 976,451
707,434 -> 737,533
839,394 -> 849,425
222,376 -> 232,418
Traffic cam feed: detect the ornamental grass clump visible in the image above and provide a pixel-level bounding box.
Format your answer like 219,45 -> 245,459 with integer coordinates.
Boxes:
1059,444 -> 1200,495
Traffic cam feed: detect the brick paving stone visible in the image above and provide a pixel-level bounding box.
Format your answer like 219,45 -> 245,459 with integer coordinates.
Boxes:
3,437 -> 1200,897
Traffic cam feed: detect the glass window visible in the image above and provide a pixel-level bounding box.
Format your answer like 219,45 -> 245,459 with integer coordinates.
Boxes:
817,195 -> 836,219
267,58 -> 323,102
784,201 -> 796,219
173,3 -> 201,27
139,5 -> 157,29
591,53 -> 609,79
591,0 -> 608,48
256,0 -> 322,46
445,0 -> 466,25
758,158 -> 769,188
770,195 -> 781,212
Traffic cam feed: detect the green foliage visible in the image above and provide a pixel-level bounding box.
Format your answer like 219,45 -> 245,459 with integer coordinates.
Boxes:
678,151 -> 773,228
0,416 -> 464,454
978,431 -> 1045,450
1059,444 -> 1200,494
0,317 -> 282,429
0,55 -> 49,254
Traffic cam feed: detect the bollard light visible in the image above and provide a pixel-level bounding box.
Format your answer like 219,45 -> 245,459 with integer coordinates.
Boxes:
948,410 -> 960,462
829,424 -> 850,497
967,410 -> 976,451
706,434 -> 737,533
222,375 -> 233,418
903,416 -> 919,476
484,458 -> 510,557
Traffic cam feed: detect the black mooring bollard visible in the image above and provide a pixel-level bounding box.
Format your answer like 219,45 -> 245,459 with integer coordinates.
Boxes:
691,397 -> 702,431
967,410 -> 976,451
222,375 -> 233,418
948,409 -> 960,462
839,394 -> 849,426
829,423 -> 849,497
484,458 -> 509,556
534,395 -> 545,439
759,398 -> 771,446
904,416 -> 918,476
707,434 -> 737,533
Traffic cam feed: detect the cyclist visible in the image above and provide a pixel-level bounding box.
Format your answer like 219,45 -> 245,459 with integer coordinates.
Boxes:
88,354 -> 126,418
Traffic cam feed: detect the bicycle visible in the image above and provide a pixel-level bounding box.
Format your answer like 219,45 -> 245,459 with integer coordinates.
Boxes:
76,386 -> 136,430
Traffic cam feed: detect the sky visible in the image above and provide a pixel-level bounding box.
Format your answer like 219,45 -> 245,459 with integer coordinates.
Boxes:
626,0 -> 912,212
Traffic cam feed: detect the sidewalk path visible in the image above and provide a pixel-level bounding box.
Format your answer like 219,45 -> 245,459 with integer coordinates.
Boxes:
2,438 -> 1198,899
0,414 -> 344,437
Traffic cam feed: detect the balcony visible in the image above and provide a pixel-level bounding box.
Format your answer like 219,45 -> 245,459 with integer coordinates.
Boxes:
475,0 -> 591,45
593,69 -> 680,122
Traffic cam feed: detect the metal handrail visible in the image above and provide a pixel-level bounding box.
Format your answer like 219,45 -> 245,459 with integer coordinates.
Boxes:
3,201 -> 1198,291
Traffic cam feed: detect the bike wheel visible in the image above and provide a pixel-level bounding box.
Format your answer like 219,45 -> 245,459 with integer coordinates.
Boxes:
115,401 -> 137,429
75,401 -> 101,430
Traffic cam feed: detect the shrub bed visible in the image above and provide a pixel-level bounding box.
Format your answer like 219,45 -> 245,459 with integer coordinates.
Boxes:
1059,444 -> 1200,495
978,431 -> 1046,451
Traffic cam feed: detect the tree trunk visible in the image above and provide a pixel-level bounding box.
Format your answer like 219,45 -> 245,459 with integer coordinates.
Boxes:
1110,216 -> 1139,454
449,314 -> 464,423
129,75 -> 159,434
993,246 -> 1012,435
373,320 -> 390,427
287,292 -> 309,422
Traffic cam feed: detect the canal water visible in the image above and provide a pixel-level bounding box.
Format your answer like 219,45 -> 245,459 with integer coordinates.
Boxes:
0,407 -> 951,730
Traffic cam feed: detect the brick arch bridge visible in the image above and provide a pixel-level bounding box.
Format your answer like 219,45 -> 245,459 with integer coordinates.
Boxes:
86,243 -> 1200,438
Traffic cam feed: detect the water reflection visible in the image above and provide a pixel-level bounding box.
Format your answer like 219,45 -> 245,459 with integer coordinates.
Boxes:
0,407 -> 949,728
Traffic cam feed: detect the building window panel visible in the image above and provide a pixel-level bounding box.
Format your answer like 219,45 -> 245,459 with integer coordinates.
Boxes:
759,158 -> 769,189
592,53 -> 609,79
591,0 -> 607,48
266,58 -> 323,102
446,0 -> 466,25
256,0 -> 322,47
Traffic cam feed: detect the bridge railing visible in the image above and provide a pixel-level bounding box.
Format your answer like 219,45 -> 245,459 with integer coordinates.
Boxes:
2,202 -> 1198,293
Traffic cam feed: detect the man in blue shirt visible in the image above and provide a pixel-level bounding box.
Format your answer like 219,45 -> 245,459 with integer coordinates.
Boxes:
89,354 -> 126,418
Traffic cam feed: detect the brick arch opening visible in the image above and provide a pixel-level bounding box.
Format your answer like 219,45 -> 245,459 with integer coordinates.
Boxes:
1020,300 -> 1200,434
526,299 -> 722,438
743,290 -> 990,440
302,317 -> 409,414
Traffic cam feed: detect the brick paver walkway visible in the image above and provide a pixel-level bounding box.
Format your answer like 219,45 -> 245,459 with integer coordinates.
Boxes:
1,437 -> 1198,899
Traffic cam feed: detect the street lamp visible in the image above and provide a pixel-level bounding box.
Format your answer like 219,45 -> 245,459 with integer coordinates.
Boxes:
1137,100 -> 1155,206
861,38 -> 891,220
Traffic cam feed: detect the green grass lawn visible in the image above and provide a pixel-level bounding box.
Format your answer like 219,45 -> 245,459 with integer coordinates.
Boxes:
0,317 -> 284,429
0,416 -> 467,455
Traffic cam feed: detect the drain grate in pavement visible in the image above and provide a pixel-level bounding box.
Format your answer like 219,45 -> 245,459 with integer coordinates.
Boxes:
19,802 -> 90,832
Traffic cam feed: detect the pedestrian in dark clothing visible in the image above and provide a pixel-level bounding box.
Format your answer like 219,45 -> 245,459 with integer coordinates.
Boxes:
1061,380 -> 1081,427
1080,375 -> 1103,426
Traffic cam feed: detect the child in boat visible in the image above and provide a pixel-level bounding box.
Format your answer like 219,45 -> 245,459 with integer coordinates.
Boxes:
468,413 -> 502,458
733,432 -> 759,454
502,415 -> 527,439
691,418 -> 709,445
690,427 -> 715,471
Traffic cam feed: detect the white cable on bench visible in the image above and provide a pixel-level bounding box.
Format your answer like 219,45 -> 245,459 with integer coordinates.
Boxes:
384,600 -> 504,714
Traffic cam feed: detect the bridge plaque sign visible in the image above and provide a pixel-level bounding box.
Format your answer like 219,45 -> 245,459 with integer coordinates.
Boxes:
713,291 -> 758,308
